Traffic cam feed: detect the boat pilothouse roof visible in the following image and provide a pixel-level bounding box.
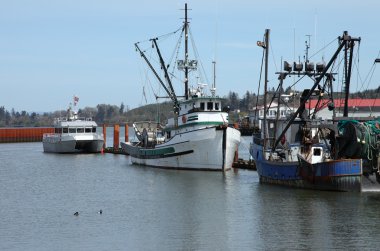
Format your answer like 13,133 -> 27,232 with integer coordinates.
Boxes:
177,84 -> 225,115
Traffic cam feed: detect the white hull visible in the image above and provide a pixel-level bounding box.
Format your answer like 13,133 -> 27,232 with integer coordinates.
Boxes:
121,126 -> 240,171
43,134 -> 103,153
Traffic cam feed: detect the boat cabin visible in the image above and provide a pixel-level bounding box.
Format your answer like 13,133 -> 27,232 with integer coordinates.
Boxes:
54,126 -> 98,134
180,97 -> 222,115
53,118 -> 98,135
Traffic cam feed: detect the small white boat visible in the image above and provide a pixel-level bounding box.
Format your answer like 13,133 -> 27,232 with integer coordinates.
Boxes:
43,97 -> 104,153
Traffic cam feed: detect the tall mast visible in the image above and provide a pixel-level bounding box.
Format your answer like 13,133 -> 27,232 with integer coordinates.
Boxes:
211,61 -> 216,96
263,29 -> 270,152
212,61 -> 216,89
343,31 -> 355,117
184,3 -> 189,100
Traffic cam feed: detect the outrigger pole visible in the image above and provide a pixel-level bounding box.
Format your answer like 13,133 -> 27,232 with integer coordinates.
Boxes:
135,42 -> 180,113
271,31 -> 360,151
151,39 -> 179,113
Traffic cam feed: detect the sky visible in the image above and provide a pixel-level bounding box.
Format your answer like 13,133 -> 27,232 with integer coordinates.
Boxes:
1,0 -> 380,112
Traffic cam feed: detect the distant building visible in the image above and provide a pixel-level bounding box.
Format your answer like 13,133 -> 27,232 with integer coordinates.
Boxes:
305,99 -> 380,120
247,102 -> 295,129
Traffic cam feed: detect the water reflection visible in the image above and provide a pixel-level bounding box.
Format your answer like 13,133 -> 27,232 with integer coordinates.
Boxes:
3,142 -> 380,250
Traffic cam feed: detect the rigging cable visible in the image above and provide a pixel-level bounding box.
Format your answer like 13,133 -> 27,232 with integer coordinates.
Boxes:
308,37 -> 338,60
357,50 -> 380,114
372,50 -> 380,109
136,27 -> 182,44
168,29 -> 184,81
189,27 -> 210,85
253,35 -> 266,129
269,37 -> 278,72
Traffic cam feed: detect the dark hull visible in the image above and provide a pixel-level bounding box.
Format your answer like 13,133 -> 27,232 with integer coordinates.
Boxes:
252,144 -> 380,192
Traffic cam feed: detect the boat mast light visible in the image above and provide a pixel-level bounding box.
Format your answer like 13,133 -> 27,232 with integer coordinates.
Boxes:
293,62 -> 303,71
305,62 -> 315,71
283,61 -> 292,72
316,63 -> 325,72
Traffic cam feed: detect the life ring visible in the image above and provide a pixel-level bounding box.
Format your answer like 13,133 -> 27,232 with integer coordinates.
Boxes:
182,115 -> 187,123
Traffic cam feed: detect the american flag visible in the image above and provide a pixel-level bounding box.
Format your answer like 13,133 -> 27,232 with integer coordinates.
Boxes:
74,96 -> 79,105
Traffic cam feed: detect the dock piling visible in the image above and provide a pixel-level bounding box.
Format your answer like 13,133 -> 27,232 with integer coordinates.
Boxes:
113,124 -> 120,149
125,124 -> 129,142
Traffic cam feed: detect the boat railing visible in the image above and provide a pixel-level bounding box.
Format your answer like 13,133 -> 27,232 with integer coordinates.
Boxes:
43,133 -> 61,139
54,117 -> 93,122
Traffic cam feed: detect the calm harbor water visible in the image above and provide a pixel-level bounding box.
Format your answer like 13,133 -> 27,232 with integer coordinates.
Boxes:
2,135 -> 380,250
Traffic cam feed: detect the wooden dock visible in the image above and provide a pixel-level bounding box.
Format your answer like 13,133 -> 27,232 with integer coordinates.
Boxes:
103,147 -> 127,155
233,159 -> 256,170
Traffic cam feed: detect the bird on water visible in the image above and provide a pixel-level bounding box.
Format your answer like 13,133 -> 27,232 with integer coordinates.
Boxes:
73,212 -> 79,216
98,209 -> 102,214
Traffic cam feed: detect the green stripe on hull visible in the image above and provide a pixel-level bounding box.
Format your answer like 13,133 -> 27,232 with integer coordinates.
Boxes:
139,147 -> 175,156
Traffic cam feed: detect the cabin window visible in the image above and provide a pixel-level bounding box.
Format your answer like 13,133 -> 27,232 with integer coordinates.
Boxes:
77,128 -> 84,133
200,102 -> 205,111
313,148 -> 321,156
92,127 -> 96,133
69,128 -> 76,133
207,102 -> 213,111
85,128 -> 92,133
55,128 -> 62,134
215,102 -> 219,111
63,128 -> 68,133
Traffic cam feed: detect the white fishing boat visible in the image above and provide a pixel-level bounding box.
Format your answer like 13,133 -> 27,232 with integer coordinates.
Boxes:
120,4 -> 241,170
43,97 -> 104,153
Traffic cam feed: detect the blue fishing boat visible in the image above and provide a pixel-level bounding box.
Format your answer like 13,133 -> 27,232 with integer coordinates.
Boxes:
250,30 -> 380,192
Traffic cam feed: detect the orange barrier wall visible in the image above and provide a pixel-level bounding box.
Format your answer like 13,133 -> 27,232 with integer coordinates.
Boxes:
0,127 -> 54,143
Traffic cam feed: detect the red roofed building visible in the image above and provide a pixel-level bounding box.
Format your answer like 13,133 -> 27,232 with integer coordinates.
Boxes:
305,98 -> 380,119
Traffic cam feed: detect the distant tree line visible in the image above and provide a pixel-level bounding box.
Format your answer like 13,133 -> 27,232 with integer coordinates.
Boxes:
1,87 -> 379,127
0,101 -> 174,127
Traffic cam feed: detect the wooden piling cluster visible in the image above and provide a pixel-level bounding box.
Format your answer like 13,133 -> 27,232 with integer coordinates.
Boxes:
0,127 -> 54,143
233,159 -> 256,170
102,124 -> 129,154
